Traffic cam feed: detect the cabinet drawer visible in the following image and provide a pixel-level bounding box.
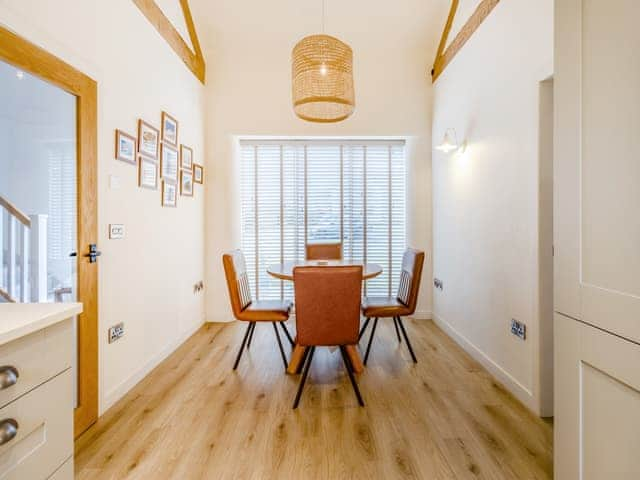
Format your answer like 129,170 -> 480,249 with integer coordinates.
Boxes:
0,319 -> 72,408
0,369 -> 73,480
48,456 -> 72,480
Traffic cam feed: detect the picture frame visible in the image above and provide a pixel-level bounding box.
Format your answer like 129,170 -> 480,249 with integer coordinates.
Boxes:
138,156 -> 158,190
161,181 -> 177,207
115,129 -> 137,164
161,111 -> 179,147
181,169 -> 194,196
180,144 -> 193,170
193,163 -> 204,184
138,120 -> 160,160
160,143 -> 179,183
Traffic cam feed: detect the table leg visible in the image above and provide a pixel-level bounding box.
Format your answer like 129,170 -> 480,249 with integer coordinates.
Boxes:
287,344 -> 307,374
345,345 -> 364,374
288,344 -> 363,374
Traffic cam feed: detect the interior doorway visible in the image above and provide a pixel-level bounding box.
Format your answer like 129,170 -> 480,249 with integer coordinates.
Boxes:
0,27 -> 98,437
538,77 -> 554,417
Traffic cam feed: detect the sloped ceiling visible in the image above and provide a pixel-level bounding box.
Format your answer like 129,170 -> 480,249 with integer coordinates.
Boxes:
190,0 -> 451,69
445,0 -> 482,49
154,0 -> 195,51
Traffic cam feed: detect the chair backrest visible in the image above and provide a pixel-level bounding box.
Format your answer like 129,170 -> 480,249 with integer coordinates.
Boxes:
222,250 -> 253,319
305,242 -> 342,261
396,249 -> 425,315
294,265 -> 362,346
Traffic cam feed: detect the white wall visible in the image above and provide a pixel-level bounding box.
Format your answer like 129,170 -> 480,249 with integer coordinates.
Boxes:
195,0 -> 447,322
0,0 -> 206,413
431,0 -> 553,414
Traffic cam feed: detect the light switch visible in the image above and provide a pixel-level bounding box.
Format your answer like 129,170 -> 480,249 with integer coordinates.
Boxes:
109,224 -> 125,239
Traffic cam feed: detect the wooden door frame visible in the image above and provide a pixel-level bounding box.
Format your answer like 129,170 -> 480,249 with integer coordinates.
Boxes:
0,26 -> 98,437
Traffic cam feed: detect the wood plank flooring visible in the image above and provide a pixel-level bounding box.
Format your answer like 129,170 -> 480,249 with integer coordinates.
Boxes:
75,319 -> 553,479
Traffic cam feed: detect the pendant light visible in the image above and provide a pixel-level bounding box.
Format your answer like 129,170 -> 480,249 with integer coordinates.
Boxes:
291,0 -> 355,123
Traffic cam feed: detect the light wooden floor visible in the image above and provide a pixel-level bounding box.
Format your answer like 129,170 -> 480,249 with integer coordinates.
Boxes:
75,319 -> 553,479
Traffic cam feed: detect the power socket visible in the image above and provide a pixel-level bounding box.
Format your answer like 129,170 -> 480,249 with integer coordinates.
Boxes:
511,319 -> 526,340
108,322 -> 125,343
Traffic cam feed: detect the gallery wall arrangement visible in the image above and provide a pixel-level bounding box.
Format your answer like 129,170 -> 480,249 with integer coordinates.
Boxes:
114,111 -> 205,207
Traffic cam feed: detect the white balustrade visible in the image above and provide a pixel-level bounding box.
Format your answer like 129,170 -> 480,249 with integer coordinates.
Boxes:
29,214 -> 48,303
0,197 -> 48,303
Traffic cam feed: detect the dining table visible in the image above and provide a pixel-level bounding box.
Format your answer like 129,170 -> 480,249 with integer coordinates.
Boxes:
266,260 -> 383,375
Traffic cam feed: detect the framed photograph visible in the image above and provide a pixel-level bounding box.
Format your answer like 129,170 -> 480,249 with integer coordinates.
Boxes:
193,163 -> 204,184
181,170 -> 194,196
160,143 -> 179,183
180,144 -> 193,170
115,129 -> 137,164
161,111 -> 179,146
162,181 -> 177,207
138,120 -> 160,160
138,156 -> 158,190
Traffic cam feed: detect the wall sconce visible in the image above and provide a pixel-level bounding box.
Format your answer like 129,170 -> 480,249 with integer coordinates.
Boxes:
435,128 -> 466,154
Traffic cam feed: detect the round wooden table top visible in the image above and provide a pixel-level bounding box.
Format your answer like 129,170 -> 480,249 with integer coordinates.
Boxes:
267,261 -> 383,281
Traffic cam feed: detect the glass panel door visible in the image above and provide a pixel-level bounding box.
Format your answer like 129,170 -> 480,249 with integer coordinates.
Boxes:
0,60 -> 78,404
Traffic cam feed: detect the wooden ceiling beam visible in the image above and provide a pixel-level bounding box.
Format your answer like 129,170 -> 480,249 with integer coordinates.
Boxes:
132,0 -> 206,84
431,0 -> 500,83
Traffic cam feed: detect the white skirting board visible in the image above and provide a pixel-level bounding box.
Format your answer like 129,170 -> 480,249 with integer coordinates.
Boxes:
432,313 -> 536,413
411,310 -> 432,321
101,320 -> 204,414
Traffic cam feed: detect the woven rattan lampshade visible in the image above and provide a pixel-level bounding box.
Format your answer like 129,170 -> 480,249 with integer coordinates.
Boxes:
292,34 -> 355,123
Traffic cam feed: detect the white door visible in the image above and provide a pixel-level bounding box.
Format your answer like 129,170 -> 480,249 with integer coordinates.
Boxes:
555,0 -> 640,341
555,0 -> 640,477
555,313 -> 640,479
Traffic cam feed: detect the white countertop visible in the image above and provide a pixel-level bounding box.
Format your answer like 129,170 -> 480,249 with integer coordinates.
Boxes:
0,303 -> 82,346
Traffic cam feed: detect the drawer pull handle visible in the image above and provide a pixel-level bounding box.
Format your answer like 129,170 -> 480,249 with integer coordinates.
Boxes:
0,366 -> 18,390
0,419 -> 18,446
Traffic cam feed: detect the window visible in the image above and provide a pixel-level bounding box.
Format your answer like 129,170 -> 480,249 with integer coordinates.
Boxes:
240,139 -> 406,299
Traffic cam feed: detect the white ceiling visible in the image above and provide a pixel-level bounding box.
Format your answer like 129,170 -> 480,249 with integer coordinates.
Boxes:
190,0 -> 452,60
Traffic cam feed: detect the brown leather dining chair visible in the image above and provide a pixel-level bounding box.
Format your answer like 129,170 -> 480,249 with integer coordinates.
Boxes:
359,248 -> 425,365
292,265 -> 364,409
305,241 -> 342,260
223,250 -> 294,371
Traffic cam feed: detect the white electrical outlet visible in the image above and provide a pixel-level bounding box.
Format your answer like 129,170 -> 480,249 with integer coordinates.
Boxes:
108,322 -> 125,343
511,319 -> 526,340
109,224 -> 125,239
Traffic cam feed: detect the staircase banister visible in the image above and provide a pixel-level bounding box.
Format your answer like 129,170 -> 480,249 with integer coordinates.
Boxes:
0,286 -> 16,303
0,195 -> 31,228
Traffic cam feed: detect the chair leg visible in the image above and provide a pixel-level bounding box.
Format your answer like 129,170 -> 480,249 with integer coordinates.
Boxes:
296,346 -> 310,374
280,322 -> 295,347
363,318 -> 379,365
233,322 -> 253,370
393,317 -> 402,343
358,317 -> 370,342
396,317 -> 417,363
246,322 -> 256,348
340,346 -> 365,407
293,346 -> 315,409
272,322 -> 289,369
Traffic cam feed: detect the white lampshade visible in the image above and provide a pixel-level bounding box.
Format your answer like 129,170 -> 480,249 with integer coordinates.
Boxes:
435,129 -> 459,153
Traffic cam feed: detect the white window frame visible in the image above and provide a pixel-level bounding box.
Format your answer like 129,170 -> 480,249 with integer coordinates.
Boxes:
239,137 -> 407,300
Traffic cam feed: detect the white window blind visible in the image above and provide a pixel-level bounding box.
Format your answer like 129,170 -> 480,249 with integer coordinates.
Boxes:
240,139 -> 406,299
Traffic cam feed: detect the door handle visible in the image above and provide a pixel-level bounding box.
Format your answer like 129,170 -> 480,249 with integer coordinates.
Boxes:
0,366 -> 18,390
0,419 -> 18,446
84,244 -> 102,263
